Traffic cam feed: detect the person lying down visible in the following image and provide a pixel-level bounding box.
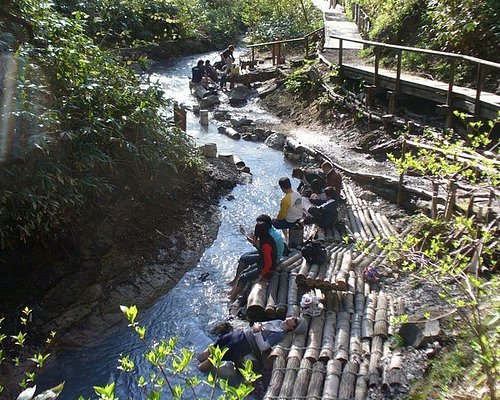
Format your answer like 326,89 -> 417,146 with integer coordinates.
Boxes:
197,316 -> 305,372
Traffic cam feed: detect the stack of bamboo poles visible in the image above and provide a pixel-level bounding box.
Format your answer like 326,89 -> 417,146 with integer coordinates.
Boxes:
246,252 -> 302,320
262,289 -> 406,399
343,184 -> 398,241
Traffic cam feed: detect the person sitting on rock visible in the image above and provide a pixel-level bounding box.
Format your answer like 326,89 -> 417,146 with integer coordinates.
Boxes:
220,45 -> 235,71
197,316 -> 303,372
272,177 -> 304,232
228,220 -> 277,301
190,59 -> 214,91
292,167 -> 325,197
204,60 -> 219,83
321,161 -> 342,199
227,214 -> 285,287
306,186 -> 339,240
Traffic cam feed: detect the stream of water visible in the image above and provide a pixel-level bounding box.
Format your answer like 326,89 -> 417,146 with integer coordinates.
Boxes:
38,50 -> 300,399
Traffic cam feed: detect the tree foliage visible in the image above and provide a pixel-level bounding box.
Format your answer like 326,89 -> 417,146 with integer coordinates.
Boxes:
0,0 -> 198,249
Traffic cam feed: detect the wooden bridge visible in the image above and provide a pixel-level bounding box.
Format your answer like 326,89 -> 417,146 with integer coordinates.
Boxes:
243,0 -> 500,123
321,36 -> 500,122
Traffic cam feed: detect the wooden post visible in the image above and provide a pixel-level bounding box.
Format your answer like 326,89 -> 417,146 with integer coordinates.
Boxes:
374,47 -> 380,86
474,63 -> 485,116
339,38 -> 344,72
431,181 -> 439,219
395,49 -> 402,92
444,179 -> 457,221
397,138 -> 406,207
388,91 -> 397,114
447,58 -> 456,107
486,188 -> 495,223
173,102 -> 187,131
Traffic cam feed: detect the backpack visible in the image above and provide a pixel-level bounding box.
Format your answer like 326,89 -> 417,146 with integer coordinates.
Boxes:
301,241 -> 328,265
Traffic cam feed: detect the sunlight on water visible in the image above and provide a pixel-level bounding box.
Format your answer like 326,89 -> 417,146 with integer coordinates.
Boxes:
38,51 -> 299,399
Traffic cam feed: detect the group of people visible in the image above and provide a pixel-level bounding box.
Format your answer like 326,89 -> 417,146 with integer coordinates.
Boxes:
227,162 -> 344,300
190,45 -> 236,91
197,162 -> 345,373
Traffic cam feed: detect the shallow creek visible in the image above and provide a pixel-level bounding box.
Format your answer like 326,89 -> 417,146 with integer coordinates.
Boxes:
38,51 -> 303,399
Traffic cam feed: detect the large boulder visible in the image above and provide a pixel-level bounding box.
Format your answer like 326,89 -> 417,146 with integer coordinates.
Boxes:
199,95 -> 220,109
230,116 -> 252,128
228,85 -> 250,105
264,132 -> 286,150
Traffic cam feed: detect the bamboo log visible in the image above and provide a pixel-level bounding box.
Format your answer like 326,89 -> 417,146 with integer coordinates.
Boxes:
307,361 -> 326,399
361,293 -> 376,339
286,272 -> 300,318
334,250 -> 352,290
292,357 -> 313,399
338,361 -> 359,400
354,359 -> 369,400
382,352 -> 407,389
288,318 -> 310,359
279,357 -> 301,398
343,270 -> 356,313
322,359 -> 343,400
346,207 -> 363,241
306,263 -> 320,286
319,311 -> 337,361
361,338 -> 371,355
246,280 -> 268,321
276,270 -> 289,319
334,311 -> 350,362
355,245 -> 384,271
265,272 -> 280,318
297,258 -> 310,285
348,197 -> 369,241
380,213 -> 398,235
349,313 -> 362,363
368,207 -> 386,238
362,206 -> 379,239
304,312 -> 326,361
368,335 -> 383,387
351,203 -> 368,240
373,211 -> 392,238
374,292 -> 389,338
351,242 -> 377,265
325,290 -> 341,312
326,247 -> 345,284
279,252 -> 303,269
315,249 -> 331,285
264,355 -> 287,400
355,293 -> 365,315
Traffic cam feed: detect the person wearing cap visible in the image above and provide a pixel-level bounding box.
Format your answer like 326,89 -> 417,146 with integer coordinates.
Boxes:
197,316 -> 303,372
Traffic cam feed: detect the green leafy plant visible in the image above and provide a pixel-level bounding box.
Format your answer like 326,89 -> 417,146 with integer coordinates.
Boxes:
0,307 -> 61,400
285,60 -> 324,98
112,305 -> 261,399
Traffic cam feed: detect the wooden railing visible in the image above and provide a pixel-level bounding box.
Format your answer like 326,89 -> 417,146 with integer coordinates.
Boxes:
246,28 -> 325,66
331,35 -> 500,115
348,2 -> 370,36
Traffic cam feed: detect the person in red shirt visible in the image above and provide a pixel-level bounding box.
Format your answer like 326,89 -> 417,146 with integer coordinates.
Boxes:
228,221 -> 277,301
321,161 -> 342,199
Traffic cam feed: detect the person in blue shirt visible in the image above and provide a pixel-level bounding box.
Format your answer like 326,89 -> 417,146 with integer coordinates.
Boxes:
227,214 -> 285,288
197,316 -> 303,372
